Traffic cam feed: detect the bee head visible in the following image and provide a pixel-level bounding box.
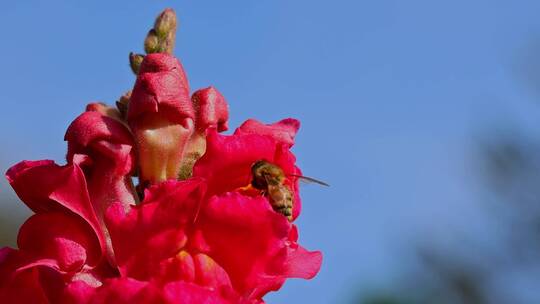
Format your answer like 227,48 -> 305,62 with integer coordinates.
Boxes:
251,160 -> 285,189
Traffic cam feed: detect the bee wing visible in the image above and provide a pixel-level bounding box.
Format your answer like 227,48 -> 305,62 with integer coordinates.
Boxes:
288,174 -> 329,187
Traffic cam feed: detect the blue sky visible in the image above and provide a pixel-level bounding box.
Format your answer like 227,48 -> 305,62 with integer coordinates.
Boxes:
2,1 -> 540,302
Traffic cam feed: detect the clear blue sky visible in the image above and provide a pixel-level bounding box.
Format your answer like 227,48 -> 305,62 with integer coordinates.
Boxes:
2,1 -> 540,303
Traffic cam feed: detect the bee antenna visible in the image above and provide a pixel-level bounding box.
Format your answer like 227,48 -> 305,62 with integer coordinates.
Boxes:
288,174 -> 330,187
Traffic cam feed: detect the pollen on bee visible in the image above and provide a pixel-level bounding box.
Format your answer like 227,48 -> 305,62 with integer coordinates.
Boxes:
235,184 -> 262,196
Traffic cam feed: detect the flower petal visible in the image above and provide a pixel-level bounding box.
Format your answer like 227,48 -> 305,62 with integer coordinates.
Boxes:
17,211 -> 100,272
234,118 -> 300,147
197,192 -> 298,298
65,111 -> 133,149
128,53 -> 193,124
192,86 -> 229,132
105,179 -> 206,280
192,130 -> 303,220
6,160 -> 106,261
0,268 -> 50,304
163,281 -> 236,304
88,278 -> 161,304
192,131 -> 277,195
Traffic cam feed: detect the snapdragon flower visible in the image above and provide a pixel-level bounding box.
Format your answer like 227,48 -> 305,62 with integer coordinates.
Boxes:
0,8 -> 322,304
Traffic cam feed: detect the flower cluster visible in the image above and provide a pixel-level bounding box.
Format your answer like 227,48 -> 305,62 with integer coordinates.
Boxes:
0,9 -> 321,303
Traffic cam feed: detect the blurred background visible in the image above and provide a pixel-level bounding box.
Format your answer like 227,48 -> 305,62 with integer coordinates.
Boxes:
2,1 -> 540,303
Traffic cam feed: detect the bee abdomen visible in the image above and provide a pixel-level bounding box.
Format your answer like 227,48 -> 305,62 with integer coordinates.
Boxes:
271,203 -> 293,217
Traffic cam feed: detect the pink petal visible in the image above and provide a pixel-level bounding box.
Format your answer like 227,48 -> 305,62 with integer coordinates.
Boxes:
192,131 -> 277,195
128,53 -> 193,124
17,212 -> 100,272
6,161 -> 106,261
105,179 -> 205,280
192,86 -> 229,132
234,118 -> 300,147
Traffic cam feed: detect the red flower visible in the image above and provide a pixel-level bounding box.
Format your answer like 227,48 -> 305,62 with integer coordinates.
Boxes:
128,53 -> 195,185
1,114 -> 322,303
0,8 -> 321,303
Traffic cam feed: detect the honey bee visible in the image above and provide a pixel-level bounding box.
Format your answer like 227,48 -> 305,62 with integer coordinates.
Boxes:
251,160 -> 328,221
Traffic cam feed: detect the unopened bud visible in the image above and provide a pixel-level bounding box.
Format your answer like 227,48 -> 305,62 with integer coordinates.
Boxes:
162,31 -> 176,54
144,29 -> 160,54
129,52 -> 145,75
116,91 -> 131,119
154,8 -> 177,38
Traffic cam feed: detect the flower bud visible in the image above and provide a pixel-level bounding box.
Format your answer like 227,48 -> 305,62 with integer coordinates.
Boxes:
142,9 -> 177,54
116,91 -> 131,119
154,8 -> 177,38
162,31 -> 176,54
129,52 -> 145,75
144,29 -> 160,54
